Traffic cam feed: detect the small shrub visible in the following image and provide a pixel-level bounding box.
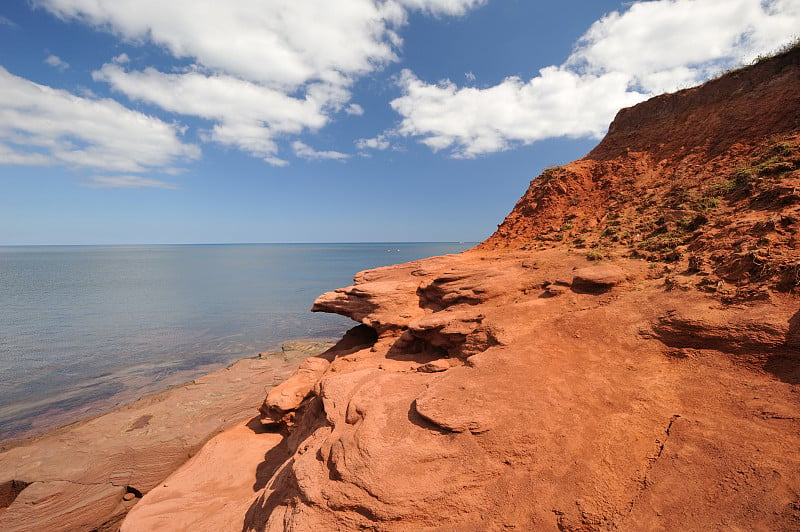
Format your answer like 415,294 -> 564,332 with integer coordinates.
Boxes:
697,196 -> 721,212
758,160 -> 795,175
733,167 -> 754,189
601,227 -> 618,238
769,141 -> 794,157
709,179 -> 736,196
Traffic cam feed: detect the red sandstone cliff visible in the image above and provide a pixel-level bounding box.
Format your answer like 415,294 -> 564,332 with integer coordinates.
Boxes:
125,45 -> 800,531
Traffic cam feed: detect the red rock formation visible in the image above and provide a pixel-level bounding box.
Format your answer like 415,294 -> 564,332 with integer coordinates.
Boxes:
118,45 -> 800,531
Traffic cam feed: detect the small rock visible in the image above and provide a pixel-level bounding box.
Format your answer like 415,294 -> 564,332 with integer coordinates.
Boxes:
687,255 -> 704,273
545,284 -> 570,296
123,492 -> 136,501
417,359 -> 451,373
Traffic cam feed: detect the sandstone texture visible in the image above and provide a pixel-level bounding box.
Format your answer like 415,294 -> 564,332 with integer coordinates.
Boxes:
121,420 -> 285,532
232,248 -> 799,531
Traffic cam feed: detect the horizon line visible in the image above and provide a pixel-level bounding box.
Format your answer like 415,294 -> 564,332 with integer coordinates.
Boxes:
0,241 -> 481,247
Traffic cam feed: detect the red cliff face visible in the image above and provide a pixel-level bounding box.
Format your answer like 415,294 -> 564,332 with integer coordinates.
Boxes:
481,45 -> 800,302
124,46 -> 800,532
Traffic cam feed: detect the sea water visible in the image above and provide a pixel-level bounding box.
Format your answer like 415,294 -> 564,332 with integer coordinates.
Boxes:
0,242 -> 472,441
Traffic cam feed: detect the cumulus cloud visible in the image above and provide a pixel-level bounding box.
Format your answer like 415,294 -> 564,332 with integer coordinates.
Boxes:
0,66 -> 199,172
568,0 -> 800,93
35,0 -> 486,164
345,103 -> 365,116
355,134 -> 391,151
292,141 -> 349,161
392,68 -> 644,157
94,64 -> 336,161
81,175 -> 179,189
44,54 -> 69,71
390,0 -> 800,157
38,0 -> 400,89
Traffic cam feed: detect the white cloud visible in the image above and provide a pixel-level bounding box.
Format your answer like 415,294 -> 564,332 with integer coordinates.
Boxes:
35,0 -> 487,164
94,64 -> 335,161
345,103 -> 365,116
392,67 -> 645,157
37,0 -> 485,88
355,134 -> 391,151
292,141 -> 349,161
0,15 -> 17,27
44,54 -> 69,71
0,66 -> 199,172
81,175 -> 179,189
568,0 -> 800,94
390,0 -> 800,157
397,0 -> 486,16
38,0 -> 401,89
264,156 -> 289,168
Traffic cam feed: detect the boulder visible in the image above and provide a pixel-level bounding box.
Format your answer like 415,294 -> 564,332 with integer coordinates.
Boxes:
571,265 -> 628,292
259,357 -> 330,426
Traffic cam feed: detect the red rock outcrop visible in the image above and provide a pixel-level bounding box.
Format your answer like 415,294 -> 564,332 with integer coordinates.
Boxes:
120,45 -> 800,531
238,247 -> 799,531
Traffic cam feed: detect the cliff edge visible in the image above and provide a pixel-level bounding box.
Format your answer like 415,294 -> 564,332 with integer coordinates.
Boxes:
125,45 -> 800,531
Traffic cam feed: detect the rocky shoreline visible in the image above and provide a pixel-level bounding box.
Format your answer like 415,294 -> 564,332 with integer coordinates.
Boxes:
0,340 -> 335,531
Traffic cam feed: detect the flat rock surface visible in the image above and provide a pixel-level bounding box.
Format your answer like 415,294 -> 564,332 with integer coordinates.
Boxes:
121,420 -> 284,532
0,341 -> 332,532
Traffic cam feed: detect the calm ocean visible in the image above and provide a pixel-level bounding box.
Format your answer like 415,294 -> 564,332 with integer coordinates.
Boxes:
0,242 -> 472,442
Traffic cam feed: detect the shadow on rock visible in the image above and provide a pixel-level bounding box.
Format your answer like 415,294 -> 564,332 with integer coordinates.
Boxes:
242,458 -> 299,532
321,324 -> 378,362
768,309 -> 800,385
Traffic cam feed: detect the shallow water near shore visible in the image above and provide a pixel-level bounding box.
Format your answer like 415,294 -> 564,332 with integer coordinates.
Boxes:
0,242 -> 472,442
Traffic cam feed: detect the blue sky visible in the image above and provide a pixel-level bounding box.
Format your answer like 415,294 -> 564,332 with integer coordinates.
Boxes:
0,0 -> 797,245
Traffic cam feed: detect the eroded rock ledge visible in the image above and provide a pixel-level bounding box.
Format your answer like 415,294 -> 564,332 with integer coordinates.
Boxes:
234,248 -> 799,531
